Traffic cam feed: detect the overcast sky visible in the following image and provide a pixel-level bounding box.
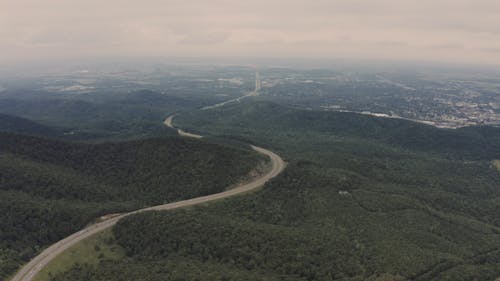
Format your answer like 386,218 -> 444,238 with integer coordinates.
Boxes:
1,0 -> 499,65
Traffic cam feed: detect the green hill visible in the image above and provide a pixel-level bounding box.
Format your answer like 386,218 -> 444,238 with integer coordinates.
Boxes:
0,133 -> 264,280
0,90 -> 200,141
50,102 -> 500,281
175,101 -> 500,160
0,114 -> 60,137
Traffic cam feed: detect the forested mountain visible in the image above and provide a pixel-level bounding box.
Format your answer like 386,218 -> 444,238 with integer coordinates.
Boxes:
0,133 -> 264,280
0,90 -> 199,141
176,101 -> 500,160
50,102 -> 500,281
0,114 -> 60,137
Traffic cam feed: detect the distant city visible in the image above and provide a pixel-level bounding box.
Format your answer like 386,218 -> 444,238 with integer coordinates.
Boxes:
1,62 -> 499,129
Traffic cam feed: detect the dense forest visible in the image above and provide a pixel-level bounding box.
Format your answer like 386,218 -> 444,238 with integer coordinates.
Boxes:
0,114 -> 61,138
50,102 -> 500,281
0,132 -> 264,280
0,90 -> 200,141
176,101 -> 500,160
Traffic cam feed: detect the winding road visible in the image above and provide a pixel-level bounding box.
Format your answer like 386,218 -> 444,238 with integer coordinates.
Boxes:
11,115 -> 285,281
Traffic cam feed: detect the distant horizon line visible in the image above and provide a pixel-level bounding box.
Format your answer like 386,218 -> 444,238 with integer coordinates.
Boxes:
2,55 -> 500,72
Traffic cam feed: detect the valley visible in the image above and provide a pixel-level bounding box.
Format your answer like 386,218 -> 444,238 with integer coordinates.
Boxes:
0,124 -> 270,280
3,0 -> 500,279
2,63 -> 500,281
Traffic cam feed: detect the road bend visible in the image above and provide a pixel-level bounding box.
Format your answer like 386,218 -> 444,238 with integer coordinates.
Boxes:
12,115 -> 285,281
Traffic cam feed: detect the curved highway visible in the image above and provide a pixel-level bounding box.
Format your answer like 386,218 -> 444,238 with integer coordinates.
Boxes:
11,115 -> 286,281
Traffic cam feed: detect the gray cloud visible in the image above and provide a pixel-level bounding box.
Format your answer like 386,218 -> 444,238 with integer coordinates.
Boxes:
178,31 -> 231,45
480,47 -> 500,53
0,0 -> 499,65
425,43 -> 465,50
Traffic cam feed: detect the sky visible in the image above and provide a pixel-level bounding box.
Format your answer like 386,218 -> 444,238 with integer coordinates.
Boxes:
1,0 -> 500,65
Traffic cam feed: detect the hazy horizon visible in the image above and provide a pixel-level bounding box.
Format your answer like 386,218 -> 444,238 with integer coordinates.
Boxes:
1,0 -> 500,66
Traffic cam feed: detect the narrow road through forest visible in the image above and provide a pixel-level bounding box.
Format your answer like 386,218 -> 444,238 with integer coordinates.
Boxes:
11,115 -> 285,281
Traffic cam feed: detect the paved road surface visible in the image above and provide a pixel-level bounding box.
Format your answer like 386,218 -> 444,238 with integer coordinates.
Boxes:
164,115 -> 203,138
201,91 -> 259,110
201,71 -> 261,110
11,116 -> 285,281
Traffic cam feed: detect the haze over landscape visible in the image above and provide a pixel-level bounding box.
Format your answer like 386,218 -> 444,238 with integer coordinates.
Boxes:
1,1 -> 500,281
1,0 -> 500,65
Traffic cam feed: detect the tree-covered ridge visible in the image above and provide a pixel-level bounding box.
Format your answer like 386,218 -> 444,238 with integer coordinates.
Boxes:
0,114 -> 60,137
0,90 -> 198,141
52,101 -> 500,281
58,163 -> 500,281
0,133 -> 264,280
176,101 -> 500,160
1,133 -> 264,203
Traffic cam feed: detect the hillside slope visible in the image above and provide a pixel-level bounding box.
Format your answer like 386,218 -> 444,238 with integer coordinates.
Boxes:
0,90 -> 200,141
0,114 -> 60,137
176,101 -> 500,160
0,133 -> 264,280
51,102 -> 500,281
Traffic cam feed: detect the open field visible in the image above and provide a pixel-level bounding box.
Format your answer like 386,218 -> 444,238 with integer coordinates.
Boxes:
493,160 -> 500,171
33,230 -> 124,281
